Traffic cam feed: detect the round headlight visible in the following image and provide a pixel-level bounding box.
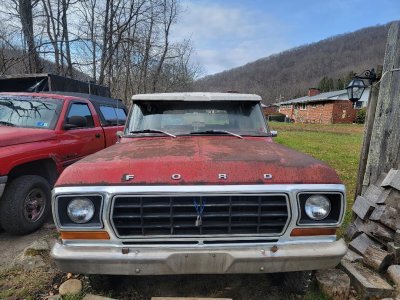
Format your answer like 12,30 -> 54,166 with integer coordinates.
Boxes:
67,198 -> 95,224
305,195 -> 331,220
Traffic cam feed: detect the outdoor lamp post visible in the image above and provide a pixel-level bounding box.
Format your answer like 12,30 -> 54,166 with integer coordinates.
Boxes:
345,69 -> 377,103
346,79 -> 366,102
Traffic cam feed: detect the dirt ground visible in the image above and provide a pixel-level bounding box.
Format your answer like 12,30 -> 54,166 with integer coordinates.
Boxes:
103,274 -> 304,300
0,225 -> 55,272
0,225 -> 322,300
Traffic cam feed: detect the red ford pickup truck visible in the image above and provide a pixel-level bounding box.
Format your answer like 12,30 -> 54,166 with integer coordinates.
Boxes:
0,92 -> 127,235
52,92 -> 346,294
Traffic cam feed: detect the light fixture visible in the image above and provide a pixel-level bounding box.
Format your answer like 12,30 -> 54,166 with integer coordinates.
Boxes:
346,69 -> 377,102
346,79 -> 366,102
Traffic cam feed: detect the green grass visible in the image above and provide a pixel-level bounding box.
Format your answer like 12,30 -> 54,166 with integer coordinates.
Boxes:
269,122 -> 364,236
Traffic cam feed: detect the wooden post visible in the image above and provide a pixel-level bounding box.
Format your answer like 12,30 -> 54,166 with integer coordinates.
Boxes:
361,21 -> 400,192
355,66 -> 382,197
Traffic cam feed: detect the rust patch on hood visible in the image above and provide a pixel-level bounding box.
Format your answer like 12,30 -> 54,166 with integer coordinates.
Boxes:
57,136 -> 342,186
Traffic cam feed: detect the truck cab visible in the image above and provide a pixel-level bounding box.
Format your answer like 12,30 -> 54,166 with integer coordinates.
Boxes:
0,91 -> 127,235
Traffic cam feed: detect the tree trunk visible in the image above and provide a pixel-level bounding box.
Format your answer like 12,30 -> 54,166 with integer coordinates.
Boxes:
152,0 -> 176,92
61,0 -> 73,77
98,0 -> 111,85
19,0 -> 42,73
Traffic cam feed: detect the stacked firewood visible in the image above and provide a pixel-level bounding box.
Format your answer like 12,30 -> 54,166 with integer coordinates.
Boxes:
347,168 -> 400,273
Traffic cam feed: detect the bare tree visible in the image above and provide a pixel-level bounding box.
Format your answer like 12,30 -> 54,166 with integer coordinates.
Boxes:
17,0 -> 42,72
151,0 -> 176,92
0,0 -> 201,100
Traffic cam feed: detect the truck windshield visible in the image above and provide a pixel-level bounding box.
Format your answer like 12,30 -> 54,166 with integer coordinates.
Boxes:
0,96 -> 62,129
125,101 -> 269,136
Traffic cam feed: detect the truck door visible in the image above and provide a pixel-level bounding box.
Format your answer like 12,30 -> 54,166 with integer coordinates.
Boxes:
59,101 -> 105,166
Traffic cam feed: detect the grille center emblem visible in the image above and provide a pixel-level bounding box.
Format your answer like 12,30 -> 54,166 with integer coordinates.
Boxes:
193,198 -> 206,227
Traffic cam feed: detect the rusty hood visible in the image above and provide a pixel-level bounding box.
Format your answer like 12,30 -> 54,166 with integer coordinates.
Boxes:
56,136 -> 341,186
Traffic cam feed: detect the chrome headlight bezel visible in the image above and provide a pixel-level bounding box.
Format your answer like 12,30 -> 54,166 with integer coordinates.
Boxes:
54,194 -> 103,229
297,192 -> 344,226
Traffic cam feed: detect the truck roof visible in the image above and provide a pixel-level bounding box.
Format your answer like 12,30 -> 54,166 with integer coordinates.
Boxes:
131,92 -> 262,102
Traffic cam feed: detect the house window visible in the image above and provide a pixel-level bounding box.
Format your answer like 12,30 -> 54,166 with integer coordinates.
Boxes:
299,103 -> 307,110
353,101 -> 363,109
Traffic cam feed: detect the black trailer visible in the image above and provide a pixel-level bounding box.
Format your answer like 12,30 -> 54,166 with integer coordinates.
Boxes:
0,73 -> 110,98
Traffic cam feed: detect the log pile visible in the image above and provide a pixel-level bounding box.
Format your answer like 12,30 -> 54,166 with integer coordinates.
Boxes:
347,169 -> 400,269
343,169 -> 400,298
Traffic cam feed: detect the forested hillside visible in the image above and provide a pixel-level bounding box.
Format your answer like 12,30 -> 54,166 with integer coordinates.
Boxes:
193,23 -> 391,104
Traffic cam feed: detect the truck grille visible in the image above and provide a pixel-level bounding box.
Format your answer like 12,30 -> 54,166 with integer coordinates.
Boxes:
111,195 -> 289,237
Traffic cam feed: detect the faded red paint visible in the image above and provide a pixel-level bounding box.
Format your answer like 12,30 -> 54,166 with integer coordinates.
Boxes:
55,136 -> 342,186
0,127 -> 57,147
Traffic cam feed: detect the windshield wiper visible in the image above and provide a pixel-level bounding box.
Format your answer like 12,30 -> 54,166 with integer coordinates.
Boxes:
190,130 -> 243,139
0,121 -> 15,127
129,129 -> 176,138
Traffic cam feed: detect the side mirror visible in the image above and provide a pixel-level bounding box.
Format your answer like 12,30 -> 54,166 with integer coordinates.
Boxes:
116,130 -> 124,143
270,130 -> 278,137
64,116 -> 87,130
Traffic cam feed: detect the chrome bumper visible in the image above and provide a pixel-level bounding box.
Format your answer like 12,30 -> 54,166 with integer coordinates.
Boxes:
0,176 -> 7,198
51,239 -> 347,275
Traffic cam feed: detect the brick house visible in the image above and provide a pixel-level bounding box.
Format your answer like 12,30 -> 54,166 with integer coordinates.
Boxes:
277,88 -> 369,124
261,104 -> 279,116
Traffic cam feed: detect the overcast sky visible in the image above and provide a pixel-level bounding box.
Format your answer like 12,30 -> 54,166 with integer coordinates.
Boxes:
172,0 -> 400,76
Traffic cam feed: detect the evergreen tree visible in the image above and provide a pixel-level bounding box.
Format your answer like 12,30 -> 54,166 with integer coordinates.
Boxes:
318,77 -> 329,92
336,78 -> 344,90
328,78 -> 334,91
344,71 -> 356,86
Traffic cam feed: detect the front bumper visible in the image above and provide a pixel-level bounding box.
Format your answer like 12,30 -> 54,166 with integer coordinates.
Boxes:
51,239 -> 347,275
0,176 -> 7,198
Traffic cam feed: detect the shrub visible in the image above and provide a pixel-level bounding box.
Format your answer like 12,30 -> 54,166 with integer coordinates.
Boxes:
355,108 -> 366,124
268,113 -> 286,122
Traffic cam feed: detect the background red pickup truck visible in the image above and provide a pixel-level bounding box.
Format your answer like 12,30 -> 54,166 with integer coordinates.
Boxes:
0,91 -> 127,235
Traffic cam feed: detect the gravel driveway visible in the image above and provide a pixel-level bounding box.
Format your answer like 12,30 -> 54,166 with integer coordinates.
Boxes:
0,225 -> 55,272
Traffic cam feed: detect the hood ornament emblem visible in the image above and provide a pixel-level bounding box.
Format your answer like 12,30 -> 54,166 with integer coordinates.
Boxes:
122,174 -> 135,182
193,198 -> 206,227
264,174 -> 273,180
171,174 -> 182,180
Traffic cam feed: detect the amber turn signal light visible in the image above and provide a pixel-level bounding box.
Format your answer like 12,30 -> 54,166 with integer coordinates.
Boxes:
290,227 -> 337,237
60,231 -> 110,240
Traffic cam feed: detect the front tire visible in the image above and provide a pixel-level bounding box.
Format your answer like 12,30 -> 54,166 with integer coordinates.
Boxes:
0,175 -> 51,235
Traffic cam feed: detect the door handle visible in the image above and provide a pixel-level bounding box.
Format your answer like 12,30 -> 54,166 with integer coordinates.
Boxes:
95,133 -> 101,138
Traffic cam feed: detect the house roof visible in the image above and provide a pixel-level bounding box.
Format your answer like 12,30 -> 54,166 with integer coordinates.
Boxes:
131,92 -> 262,102
278,89 -> 349,105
